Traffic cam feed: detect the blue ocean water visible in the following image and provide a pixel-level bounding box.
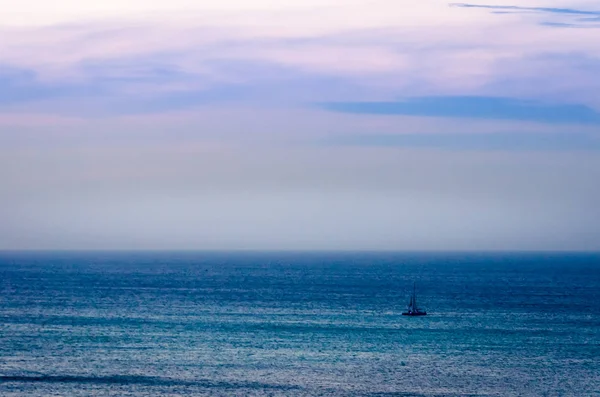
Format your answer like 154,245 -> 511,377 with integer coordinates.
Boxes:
0,252 -> 599,396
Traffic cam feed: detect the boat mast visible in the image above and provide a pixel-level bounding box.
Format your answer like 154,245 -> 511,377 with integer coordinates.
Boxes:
413,282 -> 417,309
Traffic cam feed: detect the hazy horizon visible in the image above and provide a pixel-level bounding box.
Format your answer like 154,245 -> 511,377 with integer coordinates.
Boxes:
2,249 -> 599,254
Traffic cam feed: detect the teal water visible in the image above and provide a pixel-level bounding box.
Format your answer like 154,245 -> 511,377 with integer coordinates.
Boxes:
0,252 -> 599,396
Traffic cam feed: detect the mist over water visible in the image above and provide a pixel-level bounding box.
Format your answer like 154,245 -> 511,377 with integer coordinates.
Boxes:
1,251 -> 599,396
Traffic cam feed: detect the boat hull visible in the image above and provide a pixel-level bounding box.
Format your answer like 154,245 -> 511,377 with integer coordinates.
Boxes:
402,312 -> 427,316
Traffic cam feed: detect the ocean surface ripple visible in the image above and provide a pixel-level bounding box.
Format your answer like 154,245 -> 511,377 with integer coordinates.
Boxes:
1,252 -> 599,396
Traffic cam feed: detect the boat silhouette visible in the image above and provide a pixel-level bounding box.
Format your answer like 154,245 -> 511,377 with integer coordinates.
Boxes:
402,282 -> 427,316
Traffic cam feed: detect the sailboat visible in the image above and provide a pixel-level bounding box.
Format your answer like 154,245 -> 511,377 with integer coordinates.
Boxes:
402,282 -> 427,316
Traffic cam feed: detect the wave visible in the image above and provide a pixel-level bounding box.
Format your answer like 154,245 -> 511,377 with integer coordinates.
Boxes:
0,374 -> 301,390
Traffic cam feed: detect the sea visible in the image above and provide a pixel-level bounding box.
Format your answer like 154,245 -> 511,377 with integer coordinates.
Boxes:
0,251 -> 599,396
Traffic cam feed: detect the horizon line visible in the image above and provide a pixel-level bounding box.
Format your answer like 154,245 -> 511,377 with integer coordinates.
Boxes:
1,249 -> 599,254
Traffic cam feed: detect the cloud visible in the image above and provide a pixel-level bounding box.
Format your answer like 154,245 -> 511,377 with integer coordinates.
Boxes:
0,0 -> 599,119
324,132 -> 600,151
0,66 -> 94,105
450,3 -> 600,16
450,3 -> 600,28
321,96 -> 600,124
0,58 -> 381,117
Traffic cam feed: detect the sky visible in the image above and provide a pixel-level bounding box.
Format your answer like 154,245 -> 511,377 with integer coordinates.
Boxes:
1,0 -> 599,251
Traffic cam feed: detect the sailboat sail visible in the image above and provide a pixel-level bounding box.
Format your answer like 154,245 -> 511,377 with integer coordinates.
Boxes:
402,282 -> 426,316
